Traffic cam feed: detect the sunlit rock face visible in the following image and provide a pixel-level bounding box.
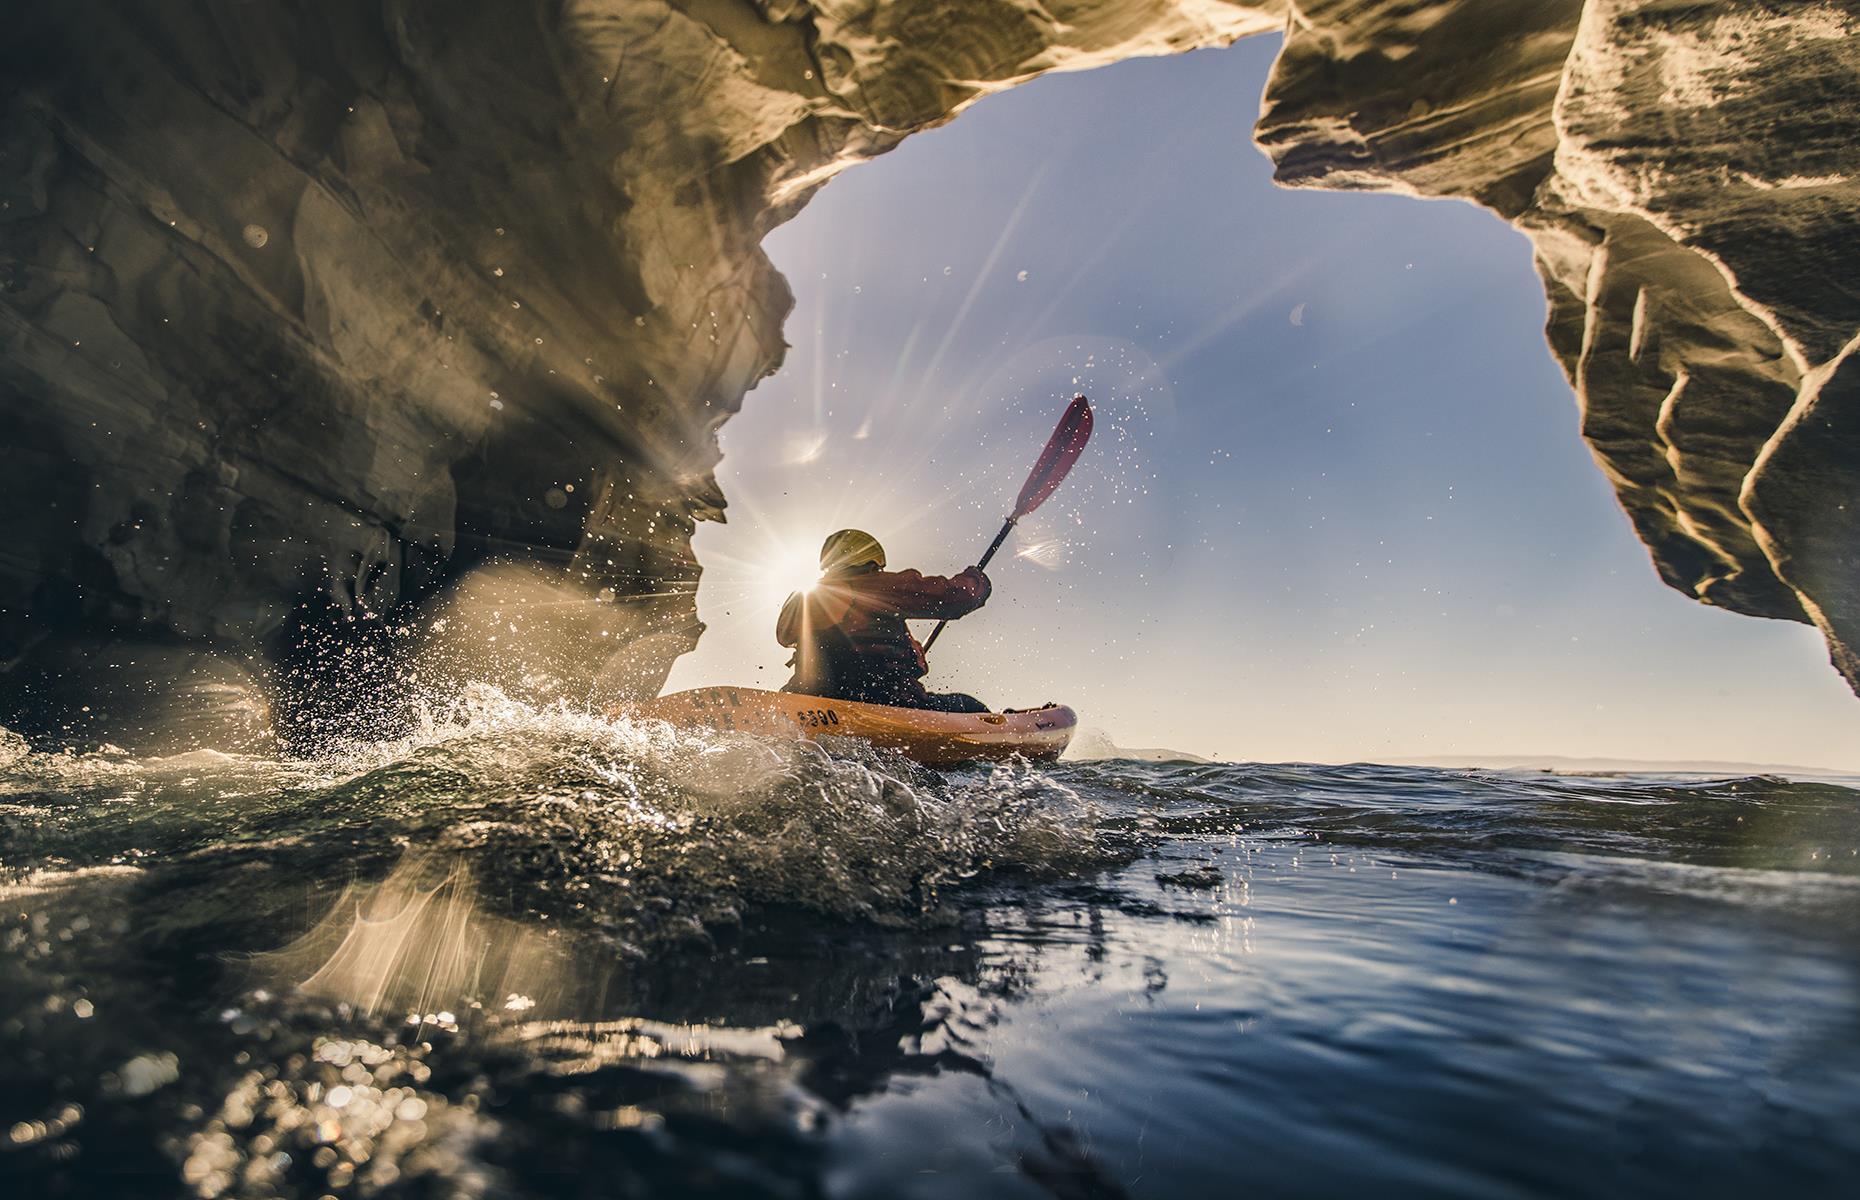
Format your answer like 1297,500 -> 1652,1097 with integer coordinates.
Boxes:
0,0 -> 1854,748
1255,0 -> 1860,693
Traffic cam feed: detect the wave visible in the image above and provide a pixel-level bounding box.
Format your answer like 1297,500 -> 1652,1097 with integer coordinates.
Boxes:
1,686 -> 1106,957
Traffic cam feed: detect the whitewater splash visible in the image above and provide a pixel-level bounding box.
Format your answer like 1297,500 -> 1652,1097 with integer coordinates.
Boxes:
5,699 -> 1860,1197
2,684 -> 1103,949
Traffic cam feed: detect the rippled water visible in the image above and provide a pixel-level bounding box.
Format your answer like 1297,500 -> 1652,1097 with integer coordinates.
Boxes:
4,691 -> 1858,1197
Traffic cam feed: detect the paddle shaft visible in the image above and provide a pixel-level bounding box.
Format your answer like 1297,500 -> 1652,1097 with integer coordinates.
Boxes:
920,517 -> 1015,654
918,394 -> 1092,661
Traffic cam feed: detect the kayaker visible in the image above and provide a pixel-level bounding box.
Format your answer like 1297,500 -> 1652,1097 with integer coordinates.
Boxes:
777,529 -> 992,713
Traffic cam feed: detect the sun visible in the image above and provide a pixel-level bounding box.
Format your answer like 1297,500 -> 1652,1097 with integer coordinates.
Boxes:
764,544 -> 823,602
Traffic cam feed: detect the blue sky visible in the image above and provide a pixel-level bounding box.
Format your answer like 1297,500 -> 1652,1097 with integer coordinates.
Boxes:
664,36 -> 1860,768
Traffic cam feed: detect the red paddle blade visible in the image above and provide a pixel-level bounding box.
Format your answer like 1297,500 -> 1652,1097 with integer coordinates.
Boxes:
1013,395 -> 1094,518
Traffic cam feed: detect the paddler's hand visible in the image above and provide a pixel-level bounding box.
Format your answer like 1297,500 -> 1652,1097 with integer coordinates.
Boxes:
956,565 -> 992,604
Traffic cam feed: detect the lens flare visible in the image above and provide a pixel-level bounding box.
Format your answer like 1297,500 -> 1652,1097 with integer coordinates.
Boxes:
1014,539 -> 1068,569
784,431 -> 828,464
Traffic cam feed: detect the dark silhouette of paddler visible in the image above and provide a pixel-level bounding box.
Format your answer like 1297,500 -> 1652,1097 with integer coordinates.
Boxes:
777,529 -> 991,713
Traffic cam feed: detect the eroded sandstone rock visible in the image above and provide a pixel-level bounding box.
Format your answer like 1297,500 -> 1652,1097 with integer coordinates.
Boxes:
0,0 -> 1854,748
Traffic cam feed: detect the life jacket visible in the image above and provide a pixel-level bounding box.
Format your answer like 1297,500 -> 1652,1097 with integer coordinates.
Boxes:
777,564 -> 990,699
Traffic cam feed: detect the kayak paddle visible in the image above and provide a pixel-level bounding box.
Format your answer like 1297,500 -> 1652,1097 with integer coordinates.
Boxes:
922,394 -> 1094,654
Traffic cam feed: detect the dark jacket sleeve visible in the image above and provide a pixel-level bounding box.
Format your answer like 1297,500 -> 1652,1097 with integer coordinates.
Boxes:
870,568 -> 991,620
776,592 -> 802,647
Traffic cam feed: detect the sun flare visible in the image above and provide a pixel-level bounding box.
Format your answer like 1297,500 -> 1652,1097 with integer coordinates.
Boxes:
765,545 -> 823,602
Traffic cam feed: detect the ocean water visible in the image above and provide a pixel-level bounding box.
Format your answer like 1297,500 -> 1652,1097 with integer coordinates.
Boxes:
4,690 -> 1858,1198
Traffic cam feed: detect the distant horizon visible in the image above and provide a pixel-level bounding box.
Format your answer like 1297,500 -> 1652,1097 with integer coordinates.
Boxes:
1378,752 -> 1859,777
665,37 -> 1860,770
1068,727 -> 1859,776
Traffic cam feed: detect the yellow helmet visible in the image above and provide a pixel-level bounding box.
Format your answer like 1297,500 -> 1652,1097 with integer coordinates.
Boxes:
819,528 -> 885,572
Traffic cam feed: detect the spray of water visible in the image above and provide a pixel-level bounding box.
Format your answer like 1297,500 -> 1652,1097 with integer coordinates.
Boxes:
4,683 -> 1109,1019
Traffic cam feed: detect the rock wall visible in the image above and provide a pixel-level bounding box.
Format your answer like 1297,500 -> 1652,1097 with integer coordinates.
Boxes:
0,0 -> 1853,749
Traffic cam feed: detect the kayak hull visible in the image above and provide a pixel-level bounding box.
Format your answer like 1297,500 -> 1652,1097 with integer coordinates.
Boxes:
624,687 -> 1076,765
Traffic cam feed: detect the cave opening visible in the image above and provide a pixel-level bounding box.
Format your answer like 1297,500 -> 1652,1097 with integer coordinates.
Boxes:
665,35 -> 1860,769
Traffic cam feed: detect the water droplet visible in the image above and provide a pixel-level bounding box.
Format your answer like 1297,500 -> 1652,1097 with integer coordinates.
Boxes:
242,224 -> 269,249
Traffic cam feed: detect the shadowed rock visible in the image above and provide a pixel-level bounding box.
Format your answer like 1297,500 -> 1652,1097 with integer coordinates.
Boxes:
1,0 -> 1854,749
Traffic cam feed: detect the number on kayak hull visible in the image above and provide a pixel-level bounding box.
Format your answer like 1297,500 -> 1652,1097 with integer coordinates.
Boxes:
795,708 -> 840,729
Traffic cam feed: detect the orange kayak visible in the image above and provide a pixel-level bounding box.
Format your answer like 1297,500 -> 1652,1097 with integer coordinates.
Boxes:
623,687 -> 1076,765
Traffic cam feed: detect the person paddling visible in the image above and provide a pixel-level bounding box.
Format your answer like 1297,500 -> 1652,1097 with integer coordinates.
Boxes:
777,530 -> 993,713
